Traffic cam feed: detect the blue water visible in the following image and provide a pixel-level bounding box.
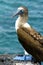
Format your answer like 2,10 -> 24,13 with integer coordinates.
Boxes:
0,0 -> 43,57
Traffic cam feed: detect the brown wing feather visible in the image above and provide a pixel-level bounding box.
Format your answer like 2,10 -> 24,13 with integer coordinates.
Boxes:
21,27 -> 43,45
17,27 -> 43,61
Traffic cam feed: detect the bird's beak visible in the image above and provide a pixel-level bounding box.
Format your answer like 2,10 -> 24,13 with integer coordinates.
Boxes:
12,10 -> 20,17
12,10 -> 24,17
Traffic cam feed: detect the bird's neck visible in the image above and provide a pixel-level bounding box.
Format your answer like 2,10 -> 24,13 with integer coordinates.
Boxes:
15,16 -> 31,31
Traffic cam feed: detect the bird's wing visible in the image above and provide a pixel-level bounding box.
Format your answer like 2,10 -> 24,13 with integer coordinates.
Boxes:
21,27 -> 43,45
17,27 -> 43,61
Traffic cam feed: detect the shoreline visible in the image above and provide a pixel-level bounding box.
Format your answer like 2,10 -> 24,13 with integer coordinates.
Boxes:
0,54 -> 40,65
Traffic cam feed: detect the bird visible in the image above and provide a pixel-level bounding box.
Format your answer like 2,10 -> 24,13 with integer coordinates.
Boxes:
13,6 -> 43,62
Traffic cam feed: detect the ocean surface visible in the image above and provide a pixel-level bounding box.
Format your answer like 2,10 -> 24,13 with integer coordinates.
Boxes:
0,0 -> 43,56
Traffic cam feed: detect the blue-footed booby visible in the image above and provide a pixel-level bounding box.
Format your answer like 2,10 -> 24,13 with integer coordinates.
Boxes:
13,6 -> 43,61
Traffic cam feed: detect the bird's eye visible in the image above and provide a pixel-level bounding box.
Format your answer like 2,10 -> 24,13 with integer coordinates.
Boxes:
20,10 -> 24,12
20,10 -> 24,14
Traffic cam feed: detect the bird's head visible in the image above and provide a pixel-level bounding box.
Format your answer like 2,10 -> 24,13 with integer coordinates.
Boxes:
13,6 -> 28,17
13,6 -> 30,31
